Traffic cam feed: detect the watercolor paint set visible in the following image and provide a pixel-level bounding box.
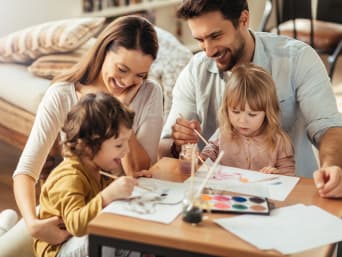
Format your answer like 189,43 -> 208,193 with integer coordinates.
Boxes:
201,194 -> 271,215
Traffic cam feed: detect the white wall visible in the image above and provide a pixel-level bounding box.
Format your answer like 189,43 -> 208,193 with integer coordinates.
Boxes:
248,0 -> 266,31
0,0 -> 82,37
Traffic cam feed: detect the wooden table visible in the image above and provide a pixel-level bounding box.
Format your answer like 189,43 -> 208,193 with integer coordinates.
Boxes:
88,157 -> 342,257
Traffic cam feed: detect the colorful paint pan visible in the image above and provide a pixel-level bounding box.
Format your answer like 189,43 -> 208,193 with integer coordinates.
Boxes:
200,194 -> 271,215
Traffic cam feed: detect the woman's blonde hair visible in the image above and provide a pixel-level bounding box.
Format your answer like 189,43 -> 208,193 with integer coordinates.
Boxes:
52,15 -> 158,84
218,63 -> 288,150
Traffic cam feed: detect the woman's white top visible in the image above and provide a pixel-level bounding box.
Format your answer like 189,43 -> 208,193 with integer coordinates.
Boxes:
13,81 -> 163,181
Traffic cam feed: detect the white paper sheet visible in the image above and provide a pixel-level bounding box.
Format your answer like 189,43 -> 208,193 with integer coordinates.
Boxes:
214,204 -> 342,254
102,178 -> 187,224
186,159 -> 299,201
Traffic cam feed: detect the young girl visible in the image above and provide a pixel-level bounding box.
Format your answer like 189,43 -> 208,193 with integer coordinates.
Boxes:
34,92 -> 137,257
201,64 -> 295,176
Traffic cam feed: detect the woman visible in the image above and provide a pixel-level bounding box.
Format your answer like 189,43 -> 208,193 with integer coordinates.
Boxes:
3,15 -> 163,257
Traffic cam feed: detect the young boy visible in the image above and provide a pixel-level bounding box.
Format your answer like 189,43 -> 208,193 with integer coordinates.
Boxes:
34,92 -> 137,257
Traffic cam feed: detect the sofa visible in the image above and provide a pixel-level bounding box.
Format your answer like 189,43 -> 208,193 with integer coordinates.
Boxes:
0,17 -> 192,154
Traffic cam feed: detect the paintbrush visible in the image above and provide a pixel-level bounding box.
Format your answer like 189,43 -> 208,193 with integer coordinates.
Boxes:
178,113 -> 209,146
99,171 -> 153,191
195,151 -> 225,198
197,155 -> 211,171
193,128 -> 210,146
189,144 -> 197,202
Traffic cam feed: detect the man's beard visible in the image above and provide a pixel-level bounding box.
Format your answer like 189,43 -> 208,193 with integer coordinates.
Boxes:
218,38 -> 245,72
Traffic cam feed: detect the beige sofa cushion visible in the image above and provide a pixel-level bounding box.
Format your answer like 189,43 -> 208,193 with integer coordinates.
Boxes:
0,63 -> 50,114
0,17 -> 105,64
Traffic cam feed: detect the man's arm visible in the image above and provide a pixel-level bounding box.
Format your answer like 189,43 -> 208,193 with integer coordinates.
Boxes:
319,127 -> 342,168
159,138 -> 176,158
313,127 -> 342,198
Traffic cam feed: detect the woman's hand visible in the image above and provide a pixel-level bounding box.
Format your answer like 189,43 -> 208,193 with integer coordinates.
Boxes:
116,85 -> 141,106
29,216 -> 70,245
134,169 -> 152,178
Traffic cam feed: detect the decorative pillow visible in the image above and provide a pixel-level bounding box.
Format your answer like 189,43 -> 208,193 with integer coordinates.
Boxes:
28,38 -> 96,79
0,17 -> 105,64
28,52 -> 81,80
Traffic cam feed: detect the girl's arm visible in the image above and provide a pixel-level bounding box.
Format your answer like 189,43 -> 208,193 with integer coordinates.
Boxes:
273,134 -> 296,176
200,129 -> 220,161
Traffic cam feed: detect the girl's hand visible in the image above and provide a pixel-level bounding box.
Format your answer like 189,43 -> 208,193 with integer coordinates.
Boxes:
29,216 -> 70,245
101,176 -> 137,206
260,166 -> 278,174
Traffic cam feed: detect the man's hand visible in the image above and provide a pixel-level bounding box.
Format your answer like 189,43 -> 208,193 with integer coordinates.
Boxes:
172,116 -> 201,147
313,166 -> 342,198
29,216 -> 70,245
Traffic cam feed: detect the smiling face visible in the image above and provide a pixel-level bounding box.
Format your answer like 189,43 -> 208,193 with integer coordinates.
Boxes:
92,125 -> 132,172
101,47 -> 154,96
188,11 -> 247,71
228,102 -> 265,137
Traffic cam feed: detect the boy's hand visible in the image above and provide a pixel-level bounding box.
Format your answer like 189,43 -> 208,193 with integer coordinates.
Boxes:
101,176 -> 137,206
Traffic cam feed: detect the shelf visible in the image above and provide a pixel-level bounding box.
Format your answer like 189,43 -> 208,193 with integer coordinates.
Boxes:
82,0 -> 181,17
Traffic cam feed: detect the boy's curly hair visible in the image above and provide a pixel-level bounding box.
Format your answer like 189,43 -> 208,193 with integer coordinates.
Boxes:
62,92 -> 135,159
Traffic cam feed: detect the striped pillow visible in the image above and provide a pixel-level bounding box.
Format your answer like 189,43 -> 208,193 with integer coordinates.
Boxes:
28,38 -> 96,79
0,17 -> 105,64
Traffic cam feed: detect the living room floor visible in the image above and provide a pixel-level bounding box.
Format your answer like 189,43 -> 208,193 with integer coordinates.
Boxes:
0,56 -> 341,214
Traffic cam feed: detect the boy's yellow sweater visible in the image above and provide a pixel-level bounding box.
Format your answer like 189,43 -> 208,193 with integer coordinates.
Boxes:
34,156 -> 111,257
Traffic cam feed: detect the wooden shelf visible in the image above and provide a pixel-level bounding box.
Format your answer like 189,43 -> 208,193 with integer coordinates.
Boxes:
82,0 -> 181,17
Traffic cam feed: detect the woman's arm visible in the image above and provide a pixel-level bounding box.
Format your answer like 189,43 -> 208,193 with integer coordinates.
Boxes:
121,132 -> 151,176
13,175 -> 70,243
12,84 -> 75,243
123,82 -> 163,175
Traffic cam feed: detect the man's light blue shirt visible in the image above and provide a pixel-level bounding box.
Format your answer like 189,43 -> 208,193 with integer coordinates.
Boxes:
162,31 -> 342,177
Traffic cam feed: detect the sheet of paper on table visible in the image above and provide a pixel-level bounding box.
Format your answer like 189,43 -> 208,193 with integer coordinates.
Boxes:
102,178 -> 187,224
185,159 -> 299,201
214,204 -> 342,254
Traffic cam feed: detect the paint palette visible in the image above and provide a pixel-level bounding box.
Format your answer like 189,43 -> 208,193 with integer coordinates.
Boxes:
200,194 -> 271,215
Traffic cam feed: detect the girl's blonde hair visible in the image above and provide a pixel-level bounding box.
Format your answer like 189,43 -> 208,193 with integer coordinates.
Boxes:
218,63 -> 289,150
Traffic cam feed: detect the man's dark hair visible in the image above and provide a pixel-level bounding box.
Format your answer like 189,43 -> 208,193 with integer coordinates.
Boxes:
177,0 -> 249,28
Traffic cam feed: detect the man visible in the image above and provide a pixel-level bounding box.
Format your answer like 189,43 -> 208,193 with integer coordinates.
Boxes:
159,0 -> 342,188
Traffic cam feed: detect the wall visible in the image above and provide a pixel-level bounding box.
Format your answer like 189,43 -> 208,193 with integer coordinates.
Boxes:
0,0 -> 81,37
